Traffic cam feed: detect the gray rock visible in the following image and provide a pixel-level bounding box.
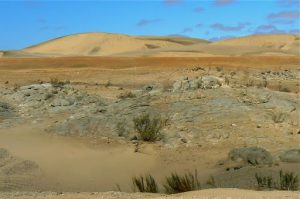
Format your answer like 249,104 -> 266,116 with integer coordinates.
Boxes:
228,147 -> 273,166
200,76 -> 223,89
0,102 -> 14,118
189,78 -> 201,90
279,149 -> 300,163
172,76 -> 223,92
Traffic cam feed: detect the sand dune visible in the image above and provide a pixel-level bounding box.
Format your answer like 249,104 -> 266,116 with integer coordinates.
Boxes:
214,34 -> 300,55
21,33 -> 206,57
2,33 -> 299,57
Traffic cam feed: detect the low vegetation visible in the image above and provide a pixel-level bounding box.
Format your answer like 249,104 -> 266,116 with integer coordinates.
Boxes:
279,170 -> 299,191
132,175 -> 158,193
50,78 -> 70,88
163,170 -> 201,194
255,170 -> 298,191
271,111 -> 286,123
117,91 -> 136,99
133,113 -> 162,142
206,176 -> 217,188
129,170 -> 298,194
255,173 -> 274,189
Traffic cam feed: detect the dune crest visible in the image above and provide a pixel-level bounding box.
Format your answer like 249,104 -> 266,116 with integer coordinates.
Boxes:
2,33 -> 298,57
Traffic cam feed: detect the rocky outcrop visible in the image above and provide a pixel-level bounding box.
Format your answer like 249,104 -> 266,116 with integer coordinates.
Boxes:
279,149 -> 300,163
172,76 -> 223,92
228,147 -> 273,166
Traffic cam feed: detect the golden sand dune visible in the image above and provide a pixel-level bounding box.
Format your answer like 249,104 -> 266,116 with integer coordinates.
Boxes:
21,32 -> 206,57
214,34 -> 300,55
3,33 -> 299,57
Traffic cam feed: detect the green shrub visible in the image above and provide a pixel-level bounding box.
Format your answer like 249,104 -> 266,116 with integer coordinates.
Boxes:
255,173 -> 274,189
133,113 -> 162,142
132,175 -> 158,193
279,170 -> 298,191
163,170 -> 201,194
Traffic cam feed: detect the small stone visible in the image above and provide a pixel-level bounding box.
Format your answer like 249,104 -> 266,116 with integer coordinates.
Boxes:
257,124 -> 261,128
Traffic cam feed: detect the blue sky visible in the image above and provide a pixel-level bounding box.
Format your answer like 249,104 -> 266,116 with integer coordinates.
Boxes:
0,0 -> 299,50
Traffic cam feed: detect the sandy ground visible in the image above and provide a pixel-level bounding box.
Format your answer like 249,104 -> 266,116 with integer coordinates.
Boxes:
1,56 -> 299,86
0,55 -> 299,197
0,189 -> 299,199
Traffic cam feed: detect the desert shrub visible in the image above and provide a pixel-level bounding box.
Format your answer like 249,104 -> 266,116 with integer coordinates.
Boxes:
132,175 -> 158,193
216,66 -> 223,72
163,170 -> 201,194
117,91 -> 135,99
116,122 -> 126,137
255,173 -> 274,189
50,78 -> 69,88
104,80 -> 112,88
133,113 -> 162,142
271,112 -> 286,123
206,175 -> 217,188
279,170 -> 298,191
115,183 -> 122,192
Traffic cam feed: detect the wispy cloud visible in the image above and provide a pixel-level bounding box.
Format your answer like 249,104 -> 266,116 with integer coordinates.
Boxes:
36,17 -> 65,32
215,0 -> 236,6
267,10 -> 300,24
23,0 -> 46,8
168,34 -> 190,37
195,23 -> 203,28
210,22 -> 250,31
194,6 -> 204,13
254,24 -> 285,34
163,0 -> 182,6
136,19 -> 161,27
181,27 -> 193,33
210,35 -> 234,41
289,29 -> 300,34
39,25 -> 66,31
278,0 -> 300,7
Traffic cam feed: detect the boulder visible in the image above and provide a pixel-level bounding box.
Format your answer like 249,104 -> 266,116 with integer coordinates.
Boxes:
279,149 -> 300,163
228,147 -> 273,166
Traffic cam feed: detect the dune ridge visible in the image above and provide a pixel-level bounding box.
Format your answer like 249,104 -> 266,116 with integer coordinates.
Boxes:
2,33 -> 299,57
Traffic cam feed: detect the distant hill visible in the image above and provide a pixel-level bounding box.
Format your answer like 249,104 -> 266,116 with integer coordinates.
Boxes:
20,33 -> 207,57
213,34 -> 300,55
1,33 -> 299,57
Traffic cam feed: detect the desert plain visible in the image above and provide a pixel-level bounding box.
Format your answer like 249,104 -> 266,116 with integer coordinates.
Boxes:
0,33 -> 299,198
